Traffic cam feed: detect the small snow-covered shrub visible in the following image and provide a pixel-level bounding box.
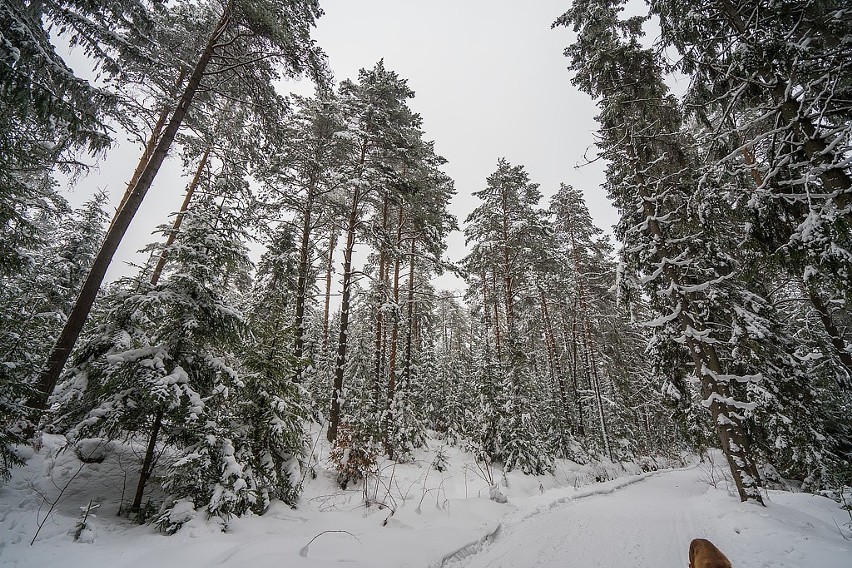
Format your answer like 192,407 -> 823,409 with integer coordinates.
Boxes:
329,423 -> 378,490
159,433 -> 254,530
432,446 -> 449,472
157,498 -> 197,535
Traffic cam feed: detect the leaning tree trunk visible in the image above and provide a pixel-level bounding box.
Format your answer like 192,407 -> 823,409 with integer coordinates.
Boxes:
110,68 -> 188,230
129,407 -> 163,516
714,0 -> 851,201
149,145 -> 211,284
807,288 -> 852,382
127,146 -> 211,512
32,8 -> 232,412
743,142 -> 852,380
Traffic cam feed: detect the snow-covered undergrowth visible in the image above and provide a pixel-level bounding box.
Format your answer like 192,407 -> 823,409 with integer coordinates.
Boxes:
1,433 -> 849,567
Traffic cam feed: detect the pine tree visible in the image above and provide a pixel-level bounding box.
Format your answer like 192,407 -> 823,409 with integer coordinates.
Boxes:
464,159 -> 554,474
327,61 -> 426,443
649,0 -> 852,379
255,93 -> 346,385
0,0 -> 158,278
35,0 -> 328,411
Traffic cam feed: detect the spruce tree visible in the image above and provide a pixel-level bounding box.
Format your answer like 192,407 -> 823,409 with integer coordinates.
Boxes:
557,0 -> 769,502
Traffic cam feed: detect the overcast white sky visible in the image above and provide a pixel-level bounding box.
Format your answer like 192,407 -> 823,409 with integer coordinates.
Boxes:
67,0 -> 614,290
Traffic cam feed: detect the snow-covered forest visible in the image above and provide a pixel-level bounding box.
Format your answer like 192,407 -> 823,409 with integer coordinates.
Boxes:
1,0 -> 851,565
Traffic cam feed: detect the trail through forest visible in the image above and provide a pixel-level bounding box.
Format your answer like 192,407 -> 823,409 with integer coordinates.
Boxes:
1,439 -> 849,568
447,466 -> 851,568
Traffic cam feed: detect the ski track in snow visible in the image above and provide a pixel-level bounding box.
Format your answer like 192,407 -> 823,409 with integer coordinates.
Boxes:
441,466 -> 852,568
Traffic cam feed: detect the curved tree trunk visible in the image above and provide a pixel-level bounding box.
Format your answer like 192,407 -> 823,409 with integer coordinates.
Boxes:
636,179 -> 763,504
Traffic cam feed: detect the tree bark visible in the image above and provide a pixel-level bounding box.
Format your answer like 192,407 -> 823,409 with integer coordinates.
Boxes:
807,289 -> 852,380
570,232 -> 612,460
373,196 -> 390,405
293,169 -> 318,383
32,8 -> 232,411
743,143 -> 852,379
328,182 -> 360,443
566,311 -> 586,437
490,268 -> 503,362
385,235 -> 416,459
636,177 -> 763,504
386,205 -> 405,407
539,286 -> 571,446
383,206 -> 405,456
715,0 -> 851,202
110,68 -> 187,230
322,224 -> 338,351
149,145 -> 211,285
328,135 -> 368,443
130,406 -> 163,516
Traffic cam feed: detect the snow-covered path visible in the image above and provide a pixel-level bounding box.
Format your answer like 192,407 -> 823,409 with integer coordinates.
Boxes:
452,466 -> 852,568
3,441 -> 850,568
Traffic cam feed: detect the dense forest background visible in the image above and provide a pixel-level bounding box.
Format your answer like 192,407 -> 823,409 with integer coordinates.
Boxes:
1,0 -> 850,528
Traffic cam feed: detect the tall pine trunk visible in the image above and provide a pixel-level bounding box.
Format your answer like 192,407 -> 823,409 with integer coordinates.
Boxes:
328,183 -> 360,443
373,197 -> 390,406
539,286 -> 571,446
33,8 -> 232,411
322,224 -> 338,351
570,233 -> 612,460
149,145 -> 211,284
294,171 -> 318,383
563,309 -> 585,437
109,68 -> 187,230
383,206 -> 405,456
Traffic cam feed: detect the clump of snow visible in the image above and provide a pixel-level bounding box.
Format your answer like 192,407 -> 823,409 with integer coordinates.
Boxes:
73,438 -> 112,463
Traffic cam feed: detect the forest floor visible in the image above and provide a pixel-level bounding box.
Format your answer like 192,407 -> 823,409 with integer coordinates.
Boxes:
0,432 -> 849,567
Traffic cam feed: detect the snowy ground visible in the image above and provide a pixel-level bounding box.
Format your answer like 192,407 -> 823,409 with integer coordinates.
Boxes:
1,434 -> 849,567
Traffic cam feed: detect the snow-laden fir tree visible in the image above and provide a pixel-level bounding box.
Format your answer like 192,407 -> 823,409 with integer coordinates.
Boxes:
0,194 -> 108,476
557,0 -> 777,502
36,0 -> 329,412
52,194 -> 307,528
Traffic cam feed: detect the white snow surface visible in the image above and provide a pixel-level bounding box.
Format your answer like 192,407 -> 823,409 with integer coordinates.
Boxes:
1,434 -> 849,567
